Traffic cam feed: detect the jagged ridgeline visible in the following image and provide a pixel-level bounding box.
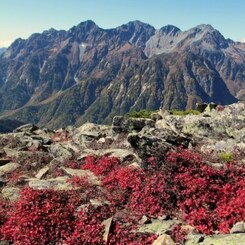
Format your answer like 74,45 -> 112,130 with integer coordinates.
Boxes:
0,20 -> 244,129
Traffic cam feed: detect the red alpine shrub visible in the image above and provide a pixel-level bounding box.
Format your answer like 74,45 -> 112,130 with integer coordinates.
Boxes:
170,225 -> 187,244
0,199 -> 8,240
108,221 -> 156,245
1,188 -> 81,244
165,148 -> 245,234
83,155 -> 169,217
0,148 -> 244,244
67,204 -> 114,245
82,155 -> 119,176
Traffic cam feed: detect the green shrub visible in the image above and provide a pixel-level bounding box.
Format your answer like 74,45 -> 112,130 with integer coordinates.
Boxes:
126,109 -> 157,119
170,109 -> 201,116
218,152 -> 233,162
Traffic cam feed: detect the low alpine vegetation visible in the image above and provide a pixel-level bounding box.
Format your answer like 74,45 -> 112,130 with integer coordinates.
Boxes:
0,148 -> 244,244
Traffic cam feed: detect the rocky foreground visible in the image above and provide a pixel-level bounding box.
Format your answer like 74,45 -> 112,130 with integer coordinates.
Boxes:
0,102 -> 244,244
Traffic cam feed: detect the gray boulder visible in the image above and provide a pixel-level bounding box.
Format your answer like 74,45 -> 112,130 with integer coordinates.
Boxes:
112,116 -> 155,133
186,233 -> 245,245
13,124 -> 39,134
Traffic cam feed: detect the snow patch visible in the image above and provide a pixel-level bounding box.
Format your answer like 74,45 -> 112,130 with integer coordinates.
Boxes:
79,43 -> 87,62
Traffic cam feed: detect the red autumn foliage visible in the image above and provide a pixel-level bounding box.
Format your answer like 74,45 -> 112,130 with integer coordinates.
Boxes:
82,155 -> 169,217
0,148 -> 244,244
1,188 -> 81,244
0,200 -> 8,240
107,222 -> 156,245
5,170 -> 23,185
165,148 -> 245,234
67,205 -> 113,245
170,225 -> 187,244
82,155 -> 120,176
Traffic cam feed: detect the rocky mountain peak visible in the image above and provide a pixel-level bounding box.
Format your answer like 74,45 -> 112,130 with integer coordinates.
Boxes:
114,20 -> 155,48
76,19 -> 98,30
42,28 -> 59,36
2,38 -> 25,59
194,24 -> 215,31
66,20 -> 101,44
184,24 -> 228,49
159,25 -> 181,36
123,20 -> 155,30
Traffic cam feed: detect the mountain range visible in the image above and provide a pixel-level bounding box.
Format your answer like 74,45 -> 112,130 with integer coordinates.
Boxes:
0,20 -> 245,129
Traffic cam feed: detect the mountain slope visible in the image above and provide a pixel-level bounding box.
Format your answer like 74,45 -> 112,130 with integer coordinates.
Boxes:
0,20 -> 244,128
0,48 -> 6,55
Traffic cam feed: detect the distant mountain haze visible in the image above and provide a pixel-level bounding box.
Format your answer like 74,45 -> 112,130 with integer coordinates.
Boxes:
0,20 -> 244,129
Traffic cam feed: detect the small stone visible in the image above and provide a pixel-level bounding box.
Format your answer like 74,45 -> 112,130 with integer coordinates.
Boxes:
35,166 -> 49,179
152,234 -> 175,245
89,199 -> 110,207
102,217 -> 113,243
230,221 -> 245,233
139,215 -> 151,225
98,137 -> 106,143
128,162 -> 141,168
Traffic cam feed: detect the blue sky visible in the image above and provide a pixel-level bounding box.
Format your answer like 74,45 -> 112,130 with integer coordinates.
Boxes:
0,0 -> 245,47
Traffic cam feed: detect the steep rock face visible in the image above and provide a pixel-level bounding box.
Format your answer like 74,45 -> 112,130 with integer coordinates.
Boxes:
0,21 -> 244,128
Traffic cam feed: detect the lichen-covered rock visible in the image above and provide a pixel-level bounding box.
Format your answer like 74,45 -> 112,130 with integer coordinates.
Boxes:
186,234 -> 245,245
112,116 -> 155,133
112,116 -> 128,133
138,219 -> 176,235
156,102 -> 245,155
1,187 -> 20,201
0,162 -> 20,177
28,176 -> 72,190
13,124 -> 39,134
49,144 -> 74,160
76,123 -> 111,141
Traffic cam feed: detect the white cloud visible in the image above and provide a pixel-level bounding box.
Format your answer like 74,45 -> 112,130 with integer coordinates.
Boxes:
0,39 -> 14,48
